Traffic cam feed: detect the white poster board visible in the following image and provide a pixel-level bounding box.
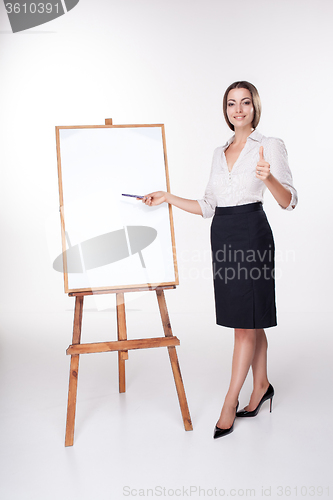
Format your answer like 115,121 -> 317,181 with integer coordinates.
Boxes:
55,124 -> 178,293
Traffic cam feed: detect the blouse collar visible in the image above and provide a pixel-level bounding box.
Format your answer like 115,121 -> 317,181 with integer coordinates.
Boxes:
222,129 -> 263,150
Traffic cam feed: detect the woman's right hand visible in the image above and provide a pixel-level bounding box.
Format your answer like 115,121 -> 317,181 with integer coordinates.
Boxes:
140,191 -> 168,206
139,191 -> 202,215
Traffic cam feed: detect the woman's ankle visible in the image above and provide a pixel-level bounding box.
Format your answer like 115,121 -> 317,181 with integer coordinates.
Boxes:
252,380 -> 270,394
224,392 -> 239,407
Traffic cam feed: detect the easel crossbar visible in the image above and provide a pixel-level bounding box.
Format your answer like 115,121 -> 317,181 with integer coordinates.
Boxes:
66,336 -> 180,355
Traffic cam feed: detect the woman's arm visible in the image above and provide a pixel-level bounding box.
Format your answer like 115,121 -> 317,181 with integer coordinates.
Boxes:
256,145 -> 296,209
140,191 -> 203,215
262,175 -> 292,209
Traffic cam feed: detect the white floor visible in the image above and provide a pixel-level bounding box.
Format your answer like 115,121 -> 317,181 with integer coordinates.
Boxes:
0,308 -> 331,500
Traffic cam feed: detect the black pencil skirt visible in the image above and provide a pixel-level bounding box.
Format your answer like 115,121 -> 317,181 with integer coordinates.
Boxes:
210,202 -> 277,329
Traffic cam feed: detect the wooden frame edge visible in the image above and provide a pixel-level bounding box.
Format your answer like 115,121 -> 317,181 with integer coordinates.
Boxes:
55,126 -> 69,293
161,124 -> 179,286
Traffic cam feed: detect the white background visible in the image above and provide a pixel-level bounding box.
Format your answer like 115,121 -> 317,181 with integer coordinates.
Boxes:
0,1 -> 332,499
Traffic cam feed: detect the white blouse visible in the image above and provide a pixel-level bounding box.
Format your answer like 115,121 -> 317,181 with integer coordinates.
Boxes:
197,130 -> 298,219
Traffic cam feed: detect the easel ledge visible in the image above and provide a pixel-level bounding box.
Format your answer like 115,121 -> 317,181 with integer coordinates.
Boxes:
68,284 -> 176,296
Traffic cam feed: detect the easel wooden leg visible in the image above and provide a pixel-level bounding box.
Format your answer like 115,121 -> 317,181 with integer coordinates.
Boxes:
65,295 -> 84,447
156,290 -> 193,431
116,292 -> 128,393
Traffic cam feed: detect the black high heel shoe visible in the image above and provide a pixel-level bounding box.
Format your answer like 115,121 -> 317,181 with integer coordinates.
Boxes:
213,402 -> 239,439
236,383 -> 274,418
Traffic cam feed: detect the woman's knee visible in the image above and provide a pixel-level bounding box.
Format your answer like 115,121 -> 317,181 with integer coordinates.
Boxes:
234,328 -> 256,341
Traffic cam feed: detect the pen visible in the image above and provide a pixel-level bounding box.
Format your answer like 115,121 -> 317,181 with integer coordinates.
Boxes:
122,193 -> 144,199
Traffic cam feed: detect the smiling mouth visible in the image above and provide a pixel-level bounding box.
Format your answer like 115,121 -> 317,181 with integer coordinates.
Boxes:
234,116 -> 245,119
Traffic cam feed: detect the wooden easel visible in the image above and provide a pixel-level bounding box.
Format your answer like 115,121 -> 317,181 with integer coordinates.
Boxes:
65,285 -> 193,446
64,118 -> 192,446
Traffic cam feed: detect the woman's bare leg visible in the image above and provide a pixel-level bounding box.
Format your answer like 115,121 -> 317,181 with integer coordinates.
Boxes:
216,328 -> 256,429
243,328 -> 270,411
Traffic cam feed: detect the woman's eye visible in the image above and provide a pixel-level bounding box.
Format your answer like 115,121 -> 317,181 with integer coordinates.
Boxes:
244,101 -> 251,105
228,102 -> 234,106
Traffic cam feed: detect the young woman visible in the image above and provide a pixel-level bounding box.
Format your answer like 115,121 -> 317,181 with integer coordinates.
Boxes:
140,81 -> 298,438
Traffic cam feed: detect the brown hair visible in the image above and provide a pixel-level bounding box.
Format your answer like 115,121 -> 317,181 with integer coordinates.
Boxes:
223,81 -> 261,131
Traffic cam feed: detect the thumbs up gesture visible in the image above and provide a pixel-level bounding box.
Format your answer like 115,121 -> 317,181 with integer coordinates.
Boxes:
256,146 -> 271,181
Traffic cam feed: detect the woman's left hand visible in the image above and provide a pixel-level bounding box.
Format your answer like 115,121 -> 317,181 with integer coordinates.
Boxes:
256,146 -> 271,181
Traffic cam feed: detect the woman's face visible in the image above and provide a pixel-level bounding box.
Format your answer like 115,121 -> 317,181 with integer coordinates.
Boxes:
226,88 -> 254,130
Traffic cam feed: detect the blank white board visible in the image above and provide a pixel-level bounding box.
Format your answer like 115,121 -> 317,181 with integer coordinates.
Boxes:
55,124 -> 178,293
